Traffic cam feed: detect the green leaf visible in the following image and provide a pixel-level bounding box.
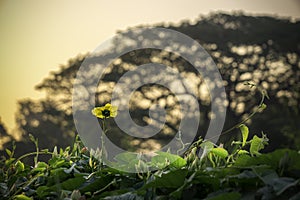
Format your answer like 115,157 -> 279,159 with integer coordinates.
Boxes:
151,154 -> 168,169
211,148 -> 228,159
239,124 -> 249,147
170,156 -> 187,168
80,175 -> 114,193
28,134 -> 36,144
47,168 -> 70,185
237,150 -> 249,155
259,169 -> 279,185
144,169 -> 188,189
13,194 -> 32,200
48,157 -> 68,168
114,152 -> 139,164
205,191 -> 241,200
192,173 -> 220,191
5,157 -> 15,166
36,186 -> 51,198
111,152 -> 141,171
151,151 -> 186,169
170,172 -> 196,198
15,161 -> 25,173
99,191 -> 141,200
51,176 -> 85,191
234,148 -> 300,171
65,146 -> 71,152
250,134 -> 268,156
229,170 -> 257,179
32,161 -> 48,173
200,140 -> 215,160
273,177 -> 299,196
32,166 -> 47,173
5,148 -> 12,157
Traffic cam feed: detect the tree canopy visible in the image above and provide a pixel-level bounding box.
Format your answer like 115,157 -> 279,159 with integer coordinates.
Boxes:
2,12 -> 299,157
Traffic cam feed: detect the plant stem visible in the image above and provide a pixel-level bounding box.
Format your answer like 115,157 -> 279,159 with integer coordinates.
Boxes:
15,152 -> 54,164
208,87 -> 267,141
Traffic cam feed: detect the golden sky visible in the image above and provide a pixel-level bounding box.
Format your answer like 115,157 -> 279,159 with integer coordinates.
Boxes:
0,0 -> 299,133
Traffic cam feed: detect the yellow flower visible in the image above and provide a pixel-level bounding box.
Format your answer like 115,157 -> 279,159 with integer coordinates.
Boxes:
92,103 -> 118,119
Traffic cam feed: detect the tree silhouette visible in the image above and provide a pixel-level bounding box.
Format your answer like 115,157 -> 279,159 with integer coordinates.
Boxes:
2,12 -> 299,157
0,118 -> 11,154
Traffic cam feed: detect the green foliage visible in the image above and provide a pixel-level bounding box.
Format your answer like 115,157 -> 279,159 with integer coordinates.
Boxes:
250,134 -> 269,156
211,148 -> 229,159
0,126 -> 300,200
1,81 -> 298,199
239,124 -> 249,147
151,151 -> 187,169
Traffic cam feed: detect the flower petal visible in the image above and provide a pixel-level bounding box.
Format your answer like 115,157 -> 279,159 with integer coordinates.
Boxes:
104,103 -> 112,109
92,103 -> 118,119
92,107 -> 105,118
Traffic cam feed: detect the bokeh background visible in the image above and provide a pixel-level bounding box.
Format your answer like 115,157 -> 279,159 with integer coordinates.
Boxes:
0,0 -> 299,160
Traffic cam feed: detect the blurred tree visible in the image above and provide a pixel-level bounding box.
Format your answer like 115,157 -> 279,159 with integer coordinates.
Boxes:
0,118 -> 11,152
3,13 -> 299,156
15,99 -> 75,148
9,56 -> 85,152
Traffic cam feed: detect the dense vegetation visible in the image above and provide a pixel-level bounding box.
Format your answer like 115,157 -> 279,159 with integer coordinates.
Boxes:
1,90 -> 300,199
1,123 -> 300,199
